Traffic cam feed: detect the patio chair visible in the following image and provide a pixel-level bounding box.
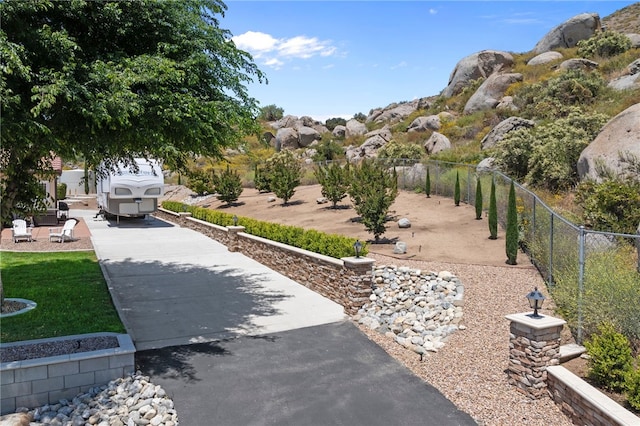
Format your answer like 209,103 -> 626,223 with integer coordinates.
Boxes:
49,219 -> 78,243
12,219 -> 33,243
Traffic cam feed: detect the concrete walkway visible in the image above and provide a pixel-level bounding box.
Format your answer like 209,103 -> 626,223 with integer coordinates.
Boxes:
77,209 -> 476,425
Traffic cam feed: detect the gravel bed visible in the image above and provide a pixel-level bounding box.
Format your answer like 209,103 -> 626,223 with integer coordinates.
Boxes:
0,336 -> 119,363
363,253 -> 574,426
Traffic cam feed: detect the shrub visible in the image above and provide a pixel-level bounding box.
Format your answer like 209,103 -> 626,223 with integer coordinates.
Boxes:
214,165 -> 243,205
186,168 -> 214,195
492,128 -> 534,180
56,183 -> 67,200
577,30 -> 632,59
314,162 -> 349,208
325,117 -> 346,131
377,140 -> 423,161
348,160 -> 398,241
312,140 -> 344,162
505,180 -> 518,265
254,163 -> 271,193
454,171 -> 461,206
585,322 -> 634,392
259,104 -> 284,121
626,362 -> 640,411
475,179 -> 483,220
488,178 -> 498,240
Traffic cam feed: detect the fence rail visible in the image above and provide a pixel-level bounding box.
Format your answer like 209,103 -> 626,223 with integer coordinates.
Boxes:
308,158 -> 639,345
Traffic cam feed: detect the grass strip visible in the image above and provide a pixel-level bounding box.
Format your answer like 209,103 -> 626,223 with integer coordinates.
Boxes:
1,251 -> 125,343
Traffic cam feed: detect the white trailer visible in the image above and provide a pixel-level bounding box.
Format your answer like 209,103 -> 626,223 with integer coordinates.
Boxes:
96,159 -> 164,219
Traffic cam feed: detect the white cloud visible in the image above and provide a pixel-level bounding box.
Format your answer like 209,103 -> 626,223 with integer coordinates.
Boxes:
232,31 -> 338,68
429,8 -> 437,15
391,61 -> 408,70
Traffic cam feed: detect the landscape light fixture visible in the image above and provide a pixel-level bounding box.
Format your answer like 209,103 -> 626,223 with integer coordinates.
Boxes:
353,240 -> 362,258
526,287 -> 546,319
232,215 -> 238,226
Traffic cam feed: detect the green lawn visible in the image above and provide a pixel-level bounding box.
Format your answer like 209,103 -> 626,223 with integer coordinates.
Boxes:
1,251 -> 125,343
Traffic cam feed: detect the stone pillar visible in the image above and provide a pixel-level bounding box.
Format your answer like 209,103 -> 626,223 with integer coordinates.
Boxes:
227,225 -> 245,252
341,256 -> 376,315
505,313 -> 566,399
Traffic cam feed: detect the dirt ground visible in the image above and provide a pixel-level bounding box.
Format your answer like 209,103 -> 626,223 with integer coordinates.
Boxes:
163,184 -> 535,269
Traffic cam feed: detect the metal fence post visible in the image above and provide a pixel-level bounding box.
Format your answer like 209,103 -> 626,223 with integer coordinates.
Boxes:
577,225 -> 586,344
548,214 -> 554,287
467,166 -> 472,204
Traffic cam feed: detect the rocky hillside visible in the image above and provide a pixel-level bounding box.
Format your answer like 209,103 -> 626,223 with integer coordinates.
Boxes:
603,2 -> 640,33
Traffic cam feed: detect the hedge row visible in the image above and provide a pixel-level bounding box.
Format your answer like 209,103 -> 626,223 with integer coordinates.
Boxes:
161,201 -> 367,259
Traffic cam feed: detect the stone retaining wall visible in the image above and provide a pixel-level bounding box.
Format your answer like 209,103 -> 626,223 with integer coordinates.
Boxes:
0,333 -> 135,415
155,209 -> 375,314
547,366 -> 640,426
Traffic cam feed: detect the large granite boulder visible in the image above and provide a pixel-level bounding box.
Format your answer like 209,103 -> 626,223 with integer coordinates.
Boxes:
626,33 -> 640,48
608,58 -> 640,91
424,132 -> 451,155
371,102 -> 417,124
345,119 -> 367,138
533,13 -> 600,54
332,125 -> 346,138
276,128 -> 299,150
559,58 -> 599,72
365,125 -> 392,141
577,103 -> 640,181
408,115 -> 442,132
441,50 -> 514,98
345,134 -> 389,161
463,73 -> 523,114
527,51 -> 563,66
271,115 -> 300,130
297,126 -> 321,147
481,117 -> 535,150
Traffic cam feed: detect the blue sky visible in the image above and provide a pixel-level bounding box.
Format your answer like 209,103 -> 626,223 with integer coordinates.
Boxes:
223,1 -> 637,122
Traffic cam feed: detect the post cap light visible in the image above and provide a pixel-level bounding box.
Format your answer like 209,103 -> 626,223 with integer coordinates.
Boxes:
232,215 -> 238,226
353,240 -> 362,258
526,287 -> 545,319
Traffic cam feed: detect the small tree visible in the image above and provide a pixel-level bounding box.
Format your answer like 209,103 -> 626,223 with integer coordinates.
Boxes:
259,104 -> 284,121
488,178 -> 498,240
506,180 -> 518,265
314,162 -> 349,208
254,164 -> 271,193
425,168 -> 431,198
475,178 -> 483,220
267,151 -> 302,205
349,160 -> 398,241
186,168 -> 214,195
454,171 -> 461,206
214,165 -> 243,205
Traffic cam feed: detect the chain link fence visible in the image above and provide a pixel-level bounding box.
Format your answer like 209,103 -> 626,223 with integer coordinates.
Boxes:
262,157 -> 640,346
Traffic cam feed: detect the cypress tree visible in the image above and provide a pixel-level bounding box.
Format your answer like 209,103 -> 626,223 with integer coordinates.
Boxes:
454,170 -> 460,206
506,180 -> 518,265
425,167 -> 431,198
488,178 -> 498,240
475,178 -> 483,220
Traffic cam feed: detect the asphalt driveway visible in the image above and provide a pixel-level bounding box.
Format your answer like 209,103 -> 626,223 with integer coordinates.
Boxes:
78,210 -> 476,425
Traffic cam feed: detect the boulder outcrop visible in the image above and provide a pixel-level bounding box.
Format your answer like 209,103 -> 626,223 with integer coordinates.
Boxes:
533,13 -> 600,53
345,134 -> 389,161
463,73 -> 523,114
345,119 -> 367,138
408,115 -> 442,132
527,51 -> 564,66
441,50 -> 514,98
481,117 -> 535,150
558,58 -> 599,71
424,132 -> 451,155
577,103 -> 640,181
608,58 -> 640,91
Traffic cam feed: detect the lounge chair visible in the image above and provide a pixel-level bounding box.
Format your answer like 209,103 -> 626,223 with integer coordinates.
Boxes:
12,219 -> 33,243
49,219 -> 78,243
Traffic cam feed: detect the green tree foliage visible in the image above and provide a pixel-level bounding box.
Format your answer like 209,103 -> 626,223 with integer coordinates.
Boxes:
494,110 -> 607,191
254,163 -> 271,193
259,104 -> 284,121
475,179 -> 483,220
488,178 -> 498,240
576,177 -> 640,234
325,117 -> 347,131
0,0 -> 265,223
187,168 -> 215,195
627,363 -> 640,411
312,140 -> 344,162
353,112 -> 366,122
454,171 -> 461,206
265,151 -> 302,205
585,322 -> 634,392
214,165 -> 243,205
349,160 -> 398,241
514,69 -> 606,119
425,168 -> 431,198
577,30 -> 632,59
377,141 -> 424,161
505,180 -> 518,265
314,162 -> 349,208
